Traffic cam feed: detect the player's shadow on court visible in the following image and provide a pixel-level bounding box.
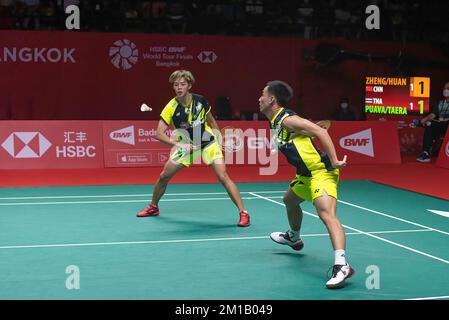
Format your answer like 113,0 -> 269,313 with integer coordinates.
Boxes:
153,215 -> 238,233
270,251 -> 344,283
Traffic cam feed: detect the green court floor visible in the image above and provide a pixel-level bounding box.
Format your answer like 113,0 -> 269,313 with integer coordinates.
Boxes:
0,181 -> 448,300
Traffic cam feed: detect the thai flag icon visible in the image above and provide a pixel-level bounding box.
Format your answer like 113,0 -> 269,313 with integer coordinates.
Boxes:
365,98 -> 373,104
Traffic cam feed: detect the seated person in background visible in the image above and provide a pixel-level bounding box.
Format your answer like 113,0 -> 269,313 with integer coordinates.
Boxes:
331,97 -> 357,121
416,82 -> 449,163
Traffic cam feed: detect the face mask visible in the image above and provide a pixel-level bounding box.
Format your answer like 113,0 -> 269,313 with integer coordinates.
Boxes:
341,103 -> 348,109
443,89 -> 449,97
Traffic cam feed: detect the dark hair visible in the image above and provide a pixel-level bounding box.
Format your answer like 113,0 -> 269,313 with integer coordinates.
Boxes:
267,80 -> 293,107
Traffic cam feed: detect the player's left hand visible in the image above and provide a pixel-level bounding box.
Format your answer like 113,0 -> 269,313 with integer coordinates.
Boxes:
332,155 -> 347,169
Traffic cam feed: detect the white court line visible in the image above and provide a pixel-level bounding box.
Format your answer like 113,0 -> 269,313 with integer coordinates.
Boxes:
1,190 -> 448,237
337,199 -> 449,237
249,192 -> 449,265
0,229 -> 431,250
403,295 -> 449,300
0,190 -> 285,201
0,196 -> 284,206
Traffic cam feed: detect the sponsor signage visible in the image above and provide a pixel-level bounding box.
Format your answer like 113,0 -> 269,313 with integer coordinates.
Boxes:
103,121 -> 172,167
0,120 -> 402,169
0,121 -> 104,169
436,130 -> 449,169
328,121 -> 401,164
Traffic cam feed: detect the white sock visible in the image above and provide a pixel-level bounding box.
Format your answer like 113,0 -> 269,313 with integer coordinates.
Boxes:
288,229 -> 300,241
335,249 -> 346,265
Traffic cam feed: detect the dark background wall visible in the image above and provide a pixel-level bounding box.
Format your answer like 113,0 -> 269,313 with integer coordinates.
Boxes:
0,31 -> 448,121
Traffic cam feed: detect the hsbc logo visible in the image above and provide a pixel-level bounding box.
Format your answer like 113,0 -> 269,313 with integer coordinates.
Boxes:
110,126 -> 135,145
339,129 -> 374,157
1,132 -> 52,158
197,51 -> 217,63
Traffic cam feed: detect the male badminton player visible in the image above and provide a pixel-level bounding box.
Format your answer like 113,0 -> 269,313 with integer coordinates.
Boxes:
259,80 -> 354,288
136,70 -> 250,227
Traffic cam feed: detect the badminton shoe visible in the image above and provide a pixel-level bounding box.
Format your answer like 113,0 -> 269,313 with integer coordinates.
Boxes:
416,151 -> 431,163
270,231 -> 304,251
238,210 -> 250,227
326,263 -> 355,289
136,204 -> 159,217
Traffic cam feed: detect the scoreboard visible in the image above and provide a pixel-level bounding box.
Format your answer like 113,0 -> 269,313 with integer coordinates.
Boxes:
365,77 -> 430,115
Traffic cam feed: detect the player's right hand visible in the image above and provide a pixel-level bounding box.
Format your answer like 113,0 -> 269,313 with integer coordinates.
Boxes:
332,155 -> 347,169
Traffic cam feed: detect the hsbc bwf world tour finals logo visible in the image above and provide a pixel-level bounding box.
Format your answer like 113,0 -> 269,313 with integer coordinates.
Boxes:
109,39 -> 139,70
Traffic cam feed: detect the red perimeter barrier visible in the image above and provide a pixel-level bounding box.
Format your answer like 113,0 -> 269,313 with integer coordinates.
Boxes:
436,129 -> 449,169
327,121 -> 401,164
366,114 -> 424,156
102,120 -> 289,169
0,120 -> 104,169
0,120 -> 401,169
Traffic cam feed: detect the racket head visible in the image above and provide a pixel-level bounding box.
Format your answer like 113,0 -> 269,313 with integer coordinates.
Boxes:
218,126 -> 244,152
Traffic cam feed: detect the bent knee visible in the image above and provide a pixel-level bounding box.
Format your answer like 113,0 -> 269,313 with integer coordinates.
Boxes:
283,192 -> 301,206
318,210 -> 338,223
159,170 -> 174,182
216,172 -> 230,183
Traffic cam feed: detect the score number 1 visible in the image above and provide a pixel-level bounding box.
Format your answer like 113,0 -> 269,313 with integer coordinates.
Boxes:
410,77 -> 430,98
409,100 -> 425,114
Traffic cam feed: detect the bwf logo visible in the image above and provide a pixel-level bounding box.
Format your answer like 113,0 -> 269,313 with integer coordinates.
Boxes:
1,132 -> 52,158
339,129 -> 374,157
109,39 -> 139,70
110,126 -> 135,145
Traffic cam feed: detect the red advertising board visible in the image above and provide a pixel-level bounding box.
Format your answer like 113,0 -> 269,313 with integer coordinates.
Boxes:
219,121 -> 290,169
0,120 -> 401,169
0,121 -> 104,169
436,130 -> 449,169
102,120 -> 289,168
366,114 -> 423,156
327,121 -> 401,164
103,121 -> 172,167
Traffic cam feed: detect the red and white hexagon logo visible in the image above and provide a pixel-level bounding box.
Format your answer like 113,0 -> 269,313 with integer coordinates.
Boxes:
197,51 -> 217,64
1,132 -> 52,158
109,39 -> 139,70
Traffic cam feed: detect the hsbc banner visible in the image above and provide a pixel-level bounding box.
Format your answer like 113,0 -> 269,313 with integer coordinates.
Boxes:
103,121 -> 172,167
436,130 -> 449,169
0,121 -> 104,169
0,31 -> 299,121
327,121 -> 401,164
0,120 -> 401,169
